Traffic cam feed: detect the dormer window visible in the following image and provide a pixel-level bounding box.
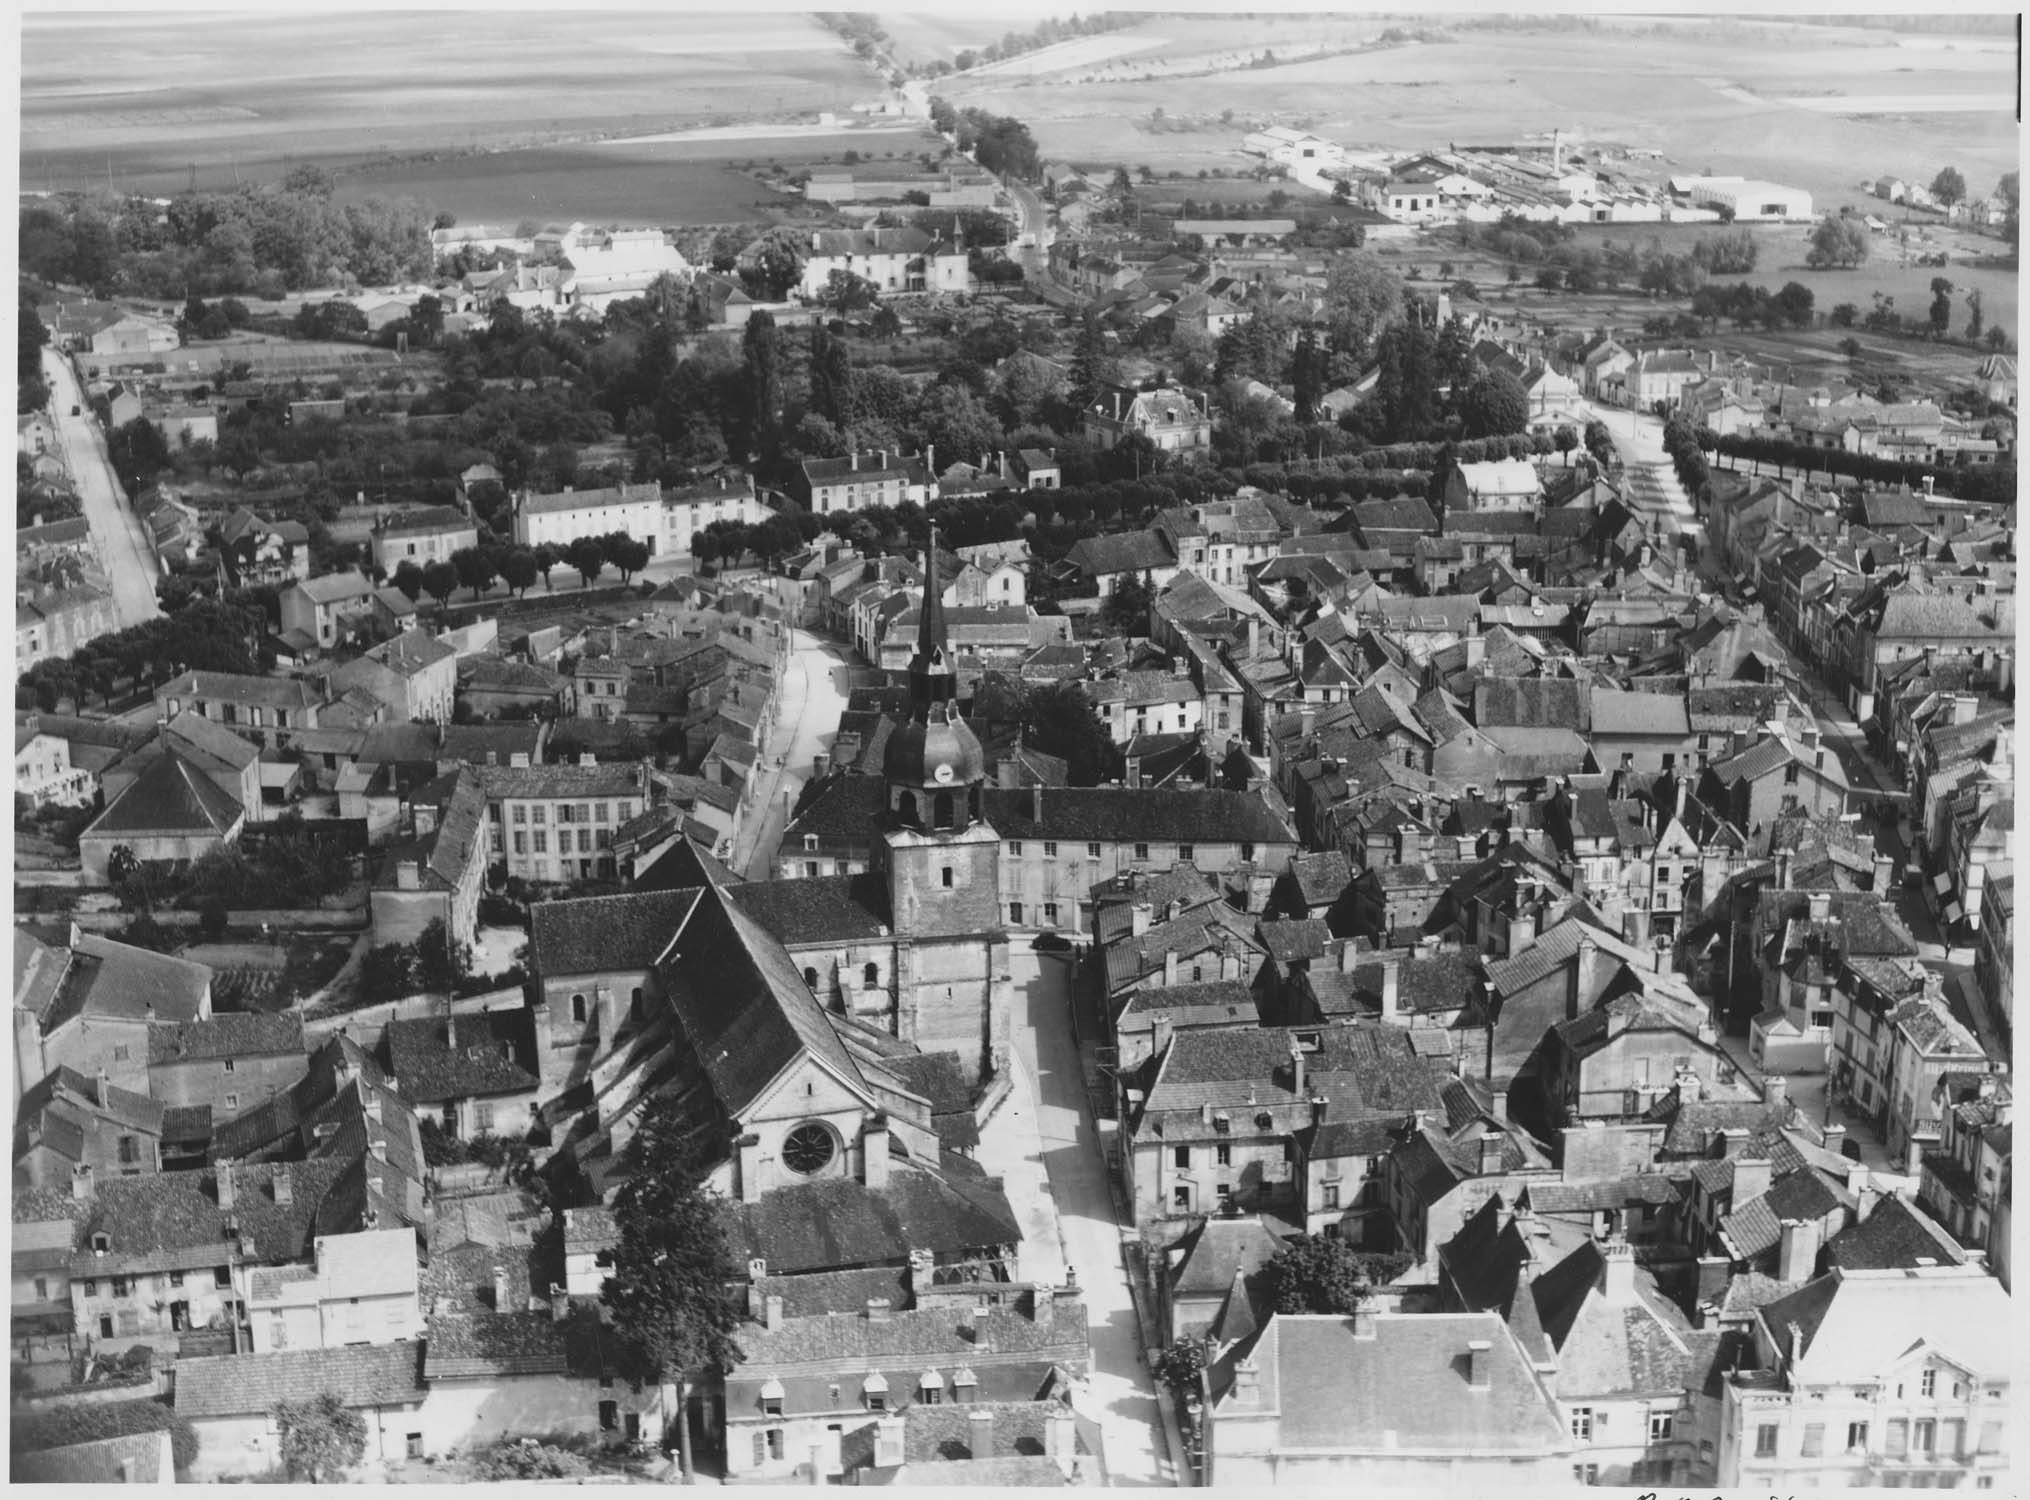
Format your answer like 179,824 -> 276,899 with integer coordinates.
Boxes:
91,1232 -> 110,1255
760,1377 -> 785,1416
863,1372 -> 888,1411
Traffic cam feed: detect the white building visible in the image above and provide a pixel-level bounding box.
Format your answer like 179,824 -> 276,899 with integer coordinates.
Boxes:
1242,126 -> 1347,171
511,482 -> 666,553
1674,176 -> 1813,222
663,475 -> 768,558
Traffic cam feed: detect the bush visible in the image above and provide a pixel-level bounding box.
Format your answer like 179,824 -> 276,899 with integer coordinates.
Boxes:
473,1438 -> 592,1480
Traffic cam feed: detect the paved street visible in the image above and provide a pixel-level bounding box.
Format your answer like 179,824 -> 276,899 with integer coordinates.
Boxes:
1008,948 -> 1179,1487
728,629 -> 851,878
43,348 -> 163,629
1583,400 -> 1700,542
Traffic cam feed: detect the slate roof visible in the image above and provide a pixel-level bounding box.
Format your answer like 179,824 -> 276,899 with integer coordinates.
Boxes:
42,934 -> 211,1033
722,1156 -> 1023,1275
11,1429 -> 172,1484
175,1341 -> 425,1416
1474,678 -> 1592,732
1064,531 -> 1176,577
148,1011 -> 304,1066
529,888 -> 696,975
1721,1167 -> 1853,1258
1823,1194 -> 1966,1271
1170,1215 -> 1291,1298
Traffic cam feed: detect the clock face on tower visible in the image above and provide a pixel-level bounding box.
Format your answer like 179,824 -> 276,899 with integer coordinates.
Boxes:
933,763 -> 955,785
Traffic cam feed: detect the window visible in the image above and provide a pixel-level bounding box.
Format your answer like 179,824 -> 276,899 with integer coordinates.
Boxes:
941,866 -> 954,889
1801,1423 -> 1824,1457
1885,1420 -> 1909,1457
577,828 -> 592,853
558,803 -> 573,824
1087,842 -> 1102,859
1215,1183 -> 1233,1206
866,1391 -> 886,1413
1322,1183 -> 1340,1209
805,863 -> 819,878
473,1102 -> 494,1132
1043,842 -> 1058,858
532,805 -> 546,823
32,1277 -> 46,1301
571,994 -> 587,1023
1572,1464 -> 1598,1484
1571,1408 -> 1594,1441
1043,902 -> 1059,925
1174,1146 -> 1191,1169
113,1043 -> 129,1062
762,1393 -> 783,1417
215,1266 -> 232,1289
117,1135 -> 138,1165
1650,1411 -> 1676,1442
1216,1143 -> 1232,1167
1009,901 -> 1024,924
1921,1368 -> 1937,1399
513,832 -> 527,854
407,1434 -> 424,1460
782,1123 -> 835,1176
1978,1422 -> 2003,1454
1135,843 -> 1150,861
803,967 -> 819,989
111,1277 -> 129,1298
1179,844 -> 1194,862
1785,763 -> 1801,785
224,1094 -> 238,1111
1847,1421 -> 1870,1452
1008,841 -> 1023,856
534,831 -> 548,854
1172,1185 -> 1191,1210
83,1278 -> 97,1298
1755,1424 -> 1779,1458
223,1058 -> 236,1074
595,803 -> 608,823
1912,1420 -> 1935,1454
1240,841 -> 1255,862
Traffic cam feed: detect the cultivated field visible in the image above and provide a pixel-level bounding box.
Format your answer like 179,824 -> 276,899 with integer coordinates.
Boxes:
936,17 -> 2018,212
21,12 -> 874,198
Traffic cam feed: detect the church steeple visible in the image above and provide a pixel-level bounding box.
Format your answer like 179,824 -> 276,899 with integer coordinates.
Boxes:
908,524 -> 956,713
883,523 -> 985,828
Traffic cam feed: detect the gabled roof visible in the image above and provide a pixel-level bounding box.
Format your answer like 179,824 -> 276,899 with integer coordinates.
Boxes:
84,749 -> 242,837
176,1341 -> 424,1416
1759,1266 -> 2011,1380
384,1008 -> 542,1104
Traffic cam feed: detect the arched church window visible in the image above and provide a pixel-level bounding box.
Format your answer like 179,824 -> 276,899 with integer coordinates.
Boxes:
803,967 -> 819,990
863,962 -> 880,989
933,790 -> 955,829
570,994 -> 586,1023
896,790 -> 918,827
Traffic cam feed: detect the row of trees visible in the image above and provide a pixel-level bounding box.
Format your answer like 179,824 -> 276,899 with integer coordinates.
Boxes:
1705,429 -> 2017,506
929,100 -> 1043,182
20,172 -> 437,299
17,596 -> 267,712
392,531 -> 655,608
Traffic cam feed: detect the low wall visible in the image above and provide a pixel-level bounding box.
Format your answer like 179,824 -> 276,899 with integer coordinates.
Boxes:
71,904 -> 369,934
302,985 -> 525,1045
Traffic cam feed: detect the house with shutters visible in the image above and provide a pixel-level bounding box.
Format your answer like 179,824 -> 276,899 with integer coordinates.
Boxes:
1081,384 -> 1211,455
1715,1264 -> 2011,1488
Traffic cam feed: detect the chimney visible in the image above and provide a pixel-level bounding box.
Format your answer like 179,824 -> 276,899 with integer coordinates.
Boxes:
1048,1410 -> 1078,1479
1465,1338 -> 1493,1390
1477,1131 -> 1505,1175
70,1163 -> 95,1203
1600,1237 -> 1638,1302
1232,1354 -> 1261,1405
1777,1217 -> 1821,1283
1731,1154 -> 1774,1204
968,1409 -> 995,1458
1339,940 -> 1359,975
1288,1040 -> 1306,1097
395,859 -> 420,890
1379,954 -> 1401,1020
1131,902 -> 1153,937
1125,754 -> 1142,790
863,1114 -> 890,1190
765,1294 -> 785,1332
1776,849 -> 1794,890
1763,1074 -> 1787,1109
551,1282 -> 569,1322
1164,951 -> 1180,987
866,1297 -> 892,1322
492,1265 -> 511,1312
1807,891 -> 1832,923
215,1167 -> 234,1212
273,1172 -> 293,1207
1575,935 -> 1600,1004
445,1011 -> 457,1050
1151,1012 -> 1174,1059
1032,783 -> 1043,821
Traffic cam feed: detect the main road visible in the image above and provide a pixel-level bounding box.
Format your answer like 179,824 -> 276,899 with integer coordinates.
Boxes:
727,629 -> 852,878
43,347 -> 162,629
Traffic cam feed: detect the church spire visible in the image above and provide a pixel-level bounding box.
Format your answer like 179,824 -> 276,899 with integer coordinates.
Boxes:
908,523 -> 955,713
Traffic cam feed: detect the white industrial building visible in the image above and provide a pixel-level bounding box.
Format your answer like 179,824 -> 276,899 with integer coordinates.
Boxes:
1672,176 -> 1814,222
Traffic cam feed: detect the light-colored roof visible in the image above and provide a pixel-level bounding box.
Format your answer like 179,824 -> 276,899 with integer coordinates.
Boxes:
1763,1267 -> 2012,1382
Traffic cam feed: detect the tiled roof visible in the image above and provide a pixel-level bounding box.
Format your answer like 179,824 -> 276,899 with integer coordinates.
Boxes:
722,1156 -> 1021,1276
476,762 -> 647,800
384,1008 -> 542,1104
1824,1194 -> 1965,1270
529,888 -> 695,976
1474,678 -> 1592,731
85,749 -> 242,836
423,1310 -> 574,1377
1761,1265 -> 2012,1380
43,934 -> 210,1033
1143,1026 -> 1442,1120
148,1011 -> 304,1066
1063,531 -> 1176,577
725,873 -> 891,945
292,569 -> 375,606
378,505 -> 472,537
175,1340 -> 424,1416
1171,1216 -> 1292,1297
12,1430 -> 173,1484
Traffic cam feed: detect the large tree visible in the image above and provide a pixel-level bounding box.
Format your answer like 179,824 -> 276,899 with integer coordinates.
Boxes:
1458,368 -> 1531,439
274,1393 -> 367,1483
603,1093 -> 746,1383
740,311 -> 785,468
1321,252 -> 1405,379
1021,679 -> 1122,787
1262,1235 -> 1407,1315
1805,214 -> 1871,270
1930,166 -> 1968,213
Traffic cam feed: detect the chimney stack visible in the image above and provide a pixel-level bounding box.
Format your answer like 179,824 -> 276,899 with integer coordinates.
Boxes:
1164,951 -> 1180,987
1763,1073 -> 1787,1109
1131,902 -> 1153,937
493,1265 -> 511,1311
864,1114 -> 890,1190
1600,1237 -> 1638,1302
765,1294 -> 785,1332
968,1408 -> 995,1458
1339,940 -> 1359,975
215,1167 -> 234,1212
866,1298 -> 893,1322
1232,1354 -> 1261,1405
1288,1039 -> 1306,1096
1379,954 -> 1401,1020
1032,783 -> 1043,821
551,1282 -> 569,1322
1048,1409 -> 1078,1478
70,1163 -> 95,1203
1777,1218 -> 1822,1284
1465,1338 -> 1493,1389
1151,1012 -> 1174,1059
1477,1131 -> 1505,1175
273,1172 -> 293,1207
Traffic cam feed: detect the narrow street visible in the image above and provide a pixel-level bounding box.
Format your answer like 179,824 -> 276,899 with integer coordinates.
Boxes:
43,347 -> 163,629
1008,948 -> 1180,1487
728,629 -> 851,878
1584,400 -> 1699,543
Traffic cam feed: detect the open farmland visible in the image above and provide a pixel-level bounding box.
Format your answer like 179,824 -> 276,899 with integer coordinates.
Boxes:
936,17 -> 2017,212
21,12 -> 874,198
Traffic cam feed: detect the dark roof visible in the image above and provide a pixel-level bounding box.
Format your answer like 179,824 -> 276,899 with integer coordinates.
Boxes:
879,1051 -> 981,1153
423,1310 -> 571,1378
11,1430 -> 171,1483
725,874 -> 892,945
1474,678 -> 1592,732
85,749 -> 242,835
148,1011 -> 305,1066
1064,531 -> 1175,577
529,889 -> 696,975
384,1008 -> 542,1104
174,1341 -> 424,1416
1823,1195 -> 1965,1271
788,778 -> 1296,851
723,1156 -> 1022,1275
661,884 -> 865,1117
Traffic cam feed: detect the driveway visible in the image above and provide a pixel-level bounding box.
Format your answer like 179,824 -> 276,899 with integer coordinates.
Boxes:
728,629 -> 851,878
43,348 -> 163,629
1009,948 -> 1179,1487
